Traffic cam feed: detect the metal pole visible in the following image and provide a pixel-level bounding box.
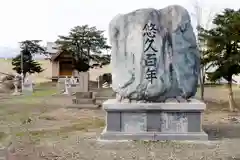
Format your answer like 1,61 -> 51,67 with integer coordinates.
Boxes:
21,46 -> 24,92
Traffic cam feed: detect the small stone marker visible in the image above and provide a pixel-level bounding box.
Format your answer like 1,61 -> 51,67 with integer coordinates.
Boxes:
63,76 -> 70,95
12,75 -> 20,96
70,76 -> 76,87
77,72 -> 89,92
22,74 -> 33,95
64,76 -> 81,94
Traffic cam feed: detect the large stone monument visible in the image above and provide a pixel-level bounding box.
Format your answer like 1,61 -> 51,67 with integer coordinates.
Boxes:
100,5 -> 208,140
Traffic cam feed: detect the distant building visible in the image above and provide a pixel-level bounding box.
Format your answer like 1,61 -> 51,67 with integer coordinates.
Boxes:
46,42 -> 74,81
46,42 -> 104,81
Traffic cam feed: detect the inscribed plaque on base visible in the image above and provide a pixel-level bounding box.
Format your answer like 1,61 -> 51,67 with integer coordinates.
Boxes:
121,113 -> 147,132
160,112 -> 188,133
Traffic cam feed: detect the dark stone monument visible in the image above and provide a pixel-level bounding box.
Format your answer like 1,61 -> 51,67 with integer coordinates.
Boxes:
100,5 -> 208,141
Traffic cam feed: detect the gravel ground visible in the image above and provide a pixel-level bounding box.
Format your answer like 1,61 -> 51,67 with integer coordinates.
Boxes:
2,106 -> 240,160
8,129 -> 240,160
1,86 -> 240,160
6,108 -> 240,160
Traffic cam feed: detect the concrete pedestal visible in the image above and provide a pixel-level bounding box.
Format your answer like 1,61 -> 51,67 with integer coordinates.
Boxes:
69,91 -> 99,109
100,99 -> 208,141
72,91 -> 96,104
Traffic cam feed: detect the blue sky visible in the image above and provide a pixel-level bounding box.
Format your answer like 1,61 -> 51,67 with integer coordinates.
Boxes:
0,0 -> 238,57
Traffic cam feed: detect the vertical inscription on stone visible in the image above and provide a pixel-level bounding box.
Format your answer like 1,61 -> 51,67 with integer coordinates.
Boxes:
121,113 -> 147,132
160,112 -> 188,133
143,22 -> 158,84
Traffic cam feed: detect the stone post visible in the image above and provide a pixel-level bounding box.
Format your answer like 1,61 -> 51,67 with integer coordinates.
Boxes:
63,76 -> 70,95
12,75 -> 20,96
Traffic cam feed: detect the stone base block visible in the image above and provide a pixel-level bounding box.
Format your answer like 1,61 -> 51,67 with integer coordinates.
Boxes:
101,130 -> 207,141
72,98 -> 96,104
100,99 -> 208,141
75,92 -> 94,99
66,104 -> 100,109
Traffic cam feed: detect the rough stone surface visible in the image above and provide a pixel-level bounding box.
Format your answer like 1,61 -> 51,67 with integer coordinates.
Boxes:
109,5 -> 200,102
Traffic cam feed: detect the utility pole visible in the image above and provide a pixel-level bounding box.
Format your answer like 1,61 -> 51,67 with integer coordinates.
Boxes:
195,1 -> 205,101
21,45 -> 24,92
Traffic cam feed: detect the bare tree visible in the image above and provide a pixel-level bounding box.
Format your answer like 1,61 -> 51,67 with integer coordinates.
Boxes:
190,0 -> 215,100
